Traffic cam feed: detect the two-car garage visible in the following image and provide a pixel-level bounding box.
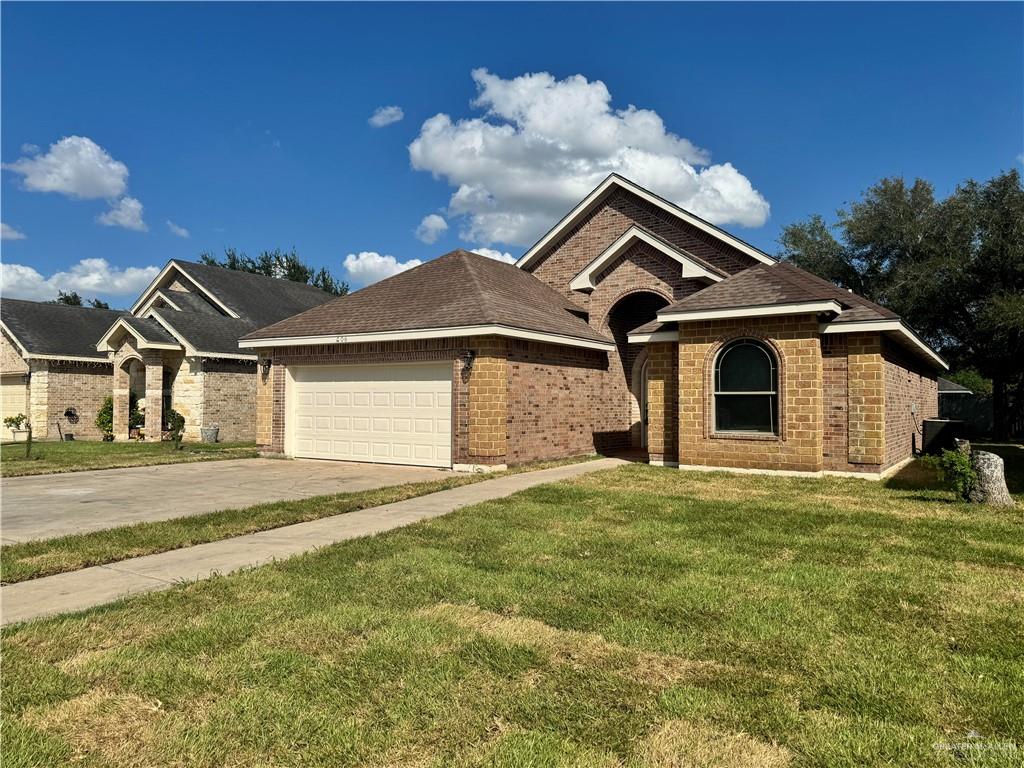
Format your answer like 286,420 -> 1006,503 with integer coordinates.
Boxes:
287,362 -> 453,468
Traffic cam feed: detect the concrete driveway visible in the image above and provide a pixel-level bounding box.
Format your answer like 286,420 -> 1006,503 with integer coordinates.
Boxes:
1,459 -> 446,543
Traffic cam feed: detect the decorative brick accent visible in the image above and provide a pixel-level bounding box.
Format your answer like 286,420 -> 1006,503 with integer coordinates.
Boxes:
202,360 -> 257,442
678,315 -> 823,473
645,340 -> 679,464
468,338 -> 507,461
847,332 -> 885,465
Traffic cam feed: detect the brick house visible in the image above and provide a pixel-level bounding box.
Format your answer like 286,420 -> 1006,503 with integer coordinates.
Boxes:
242,175 -> 944,477
1,261 -> 332,442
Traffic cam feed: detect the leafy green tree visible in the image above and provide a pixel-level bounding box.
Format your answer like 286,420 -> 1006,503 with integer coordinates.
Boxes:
780,169 -> 1024,439
199,247 -> 348,296
50,291 -> 110,308
54,290 -> 83,306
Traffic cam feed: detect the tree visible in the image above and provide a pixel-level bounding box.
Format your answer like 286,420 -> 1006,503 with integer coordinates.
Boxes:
780,170 -> 1024,439
50,291 -> 110,308
54,290 -> 83,306
199,247 -> 348,296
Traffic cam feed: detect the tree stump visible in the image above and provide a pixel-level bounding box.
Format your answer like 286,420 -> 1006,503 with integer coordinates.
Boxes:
968,451 -> 1015,507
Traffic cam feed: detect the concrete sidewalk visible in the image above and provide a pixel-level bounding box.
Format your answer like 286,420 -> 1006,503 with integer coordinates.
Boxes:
1,458 -> 624,626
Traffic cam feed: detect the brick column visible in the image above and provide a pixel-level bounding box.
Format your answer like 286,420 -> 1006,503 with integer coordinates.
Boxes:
847,332 -> 885,465
646,341 -> 678,466
255,355 -> 273,449
270,363 -> 286,454
144,357 -> 164,440
112,361 -> 131,441
468,337 -> 508,465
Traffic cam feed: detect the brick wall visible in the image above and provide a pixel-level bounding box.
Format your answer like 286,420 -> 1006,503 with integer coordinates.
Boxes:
30,361 -> 113,440
202,360 -> 257,442
505,340 -> 610,464
468,338 -> 507,460
645,340 -> 679,465
256,355 -> 273,447
883,338 -> 938,468
169,355 -> 204,441
678,315 -> 824,472
0,331 -> 29,375
528,187 -> 760,306
847,333 -> 886,466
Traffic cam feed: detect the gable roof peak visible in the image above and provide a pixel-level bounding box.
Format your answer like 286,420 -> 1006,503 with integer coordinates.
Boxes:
516,174 -> 777,271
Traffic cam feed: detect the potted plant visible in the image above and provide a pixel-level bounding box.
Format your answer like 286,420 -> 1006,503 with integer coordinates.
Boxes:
4,414 -> 30,442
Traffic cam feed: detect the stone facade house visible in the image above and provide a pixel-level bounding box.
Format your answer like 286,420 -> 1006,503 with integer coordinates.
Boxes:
1,261 -> 333,442
243,175 -> 945,477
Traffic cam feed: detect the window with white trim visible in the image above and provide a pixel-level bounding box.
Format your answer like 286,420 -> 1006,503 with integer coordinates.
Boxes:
714,339 -> 778,434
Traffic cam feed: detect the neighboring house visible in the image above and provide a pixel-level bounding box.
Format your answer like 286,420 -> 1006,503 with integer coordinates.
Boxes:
0,261 -> 333,441
242,174 -> 945,477
1,301 -> 126,440
938,376 -> 992,437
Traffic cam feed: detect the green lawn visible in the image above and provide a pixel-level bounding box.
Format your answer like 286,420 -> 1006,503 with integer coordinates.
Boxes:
3,450 -> 1022,767
0,440 -> 258,478
0,456 -> 597,584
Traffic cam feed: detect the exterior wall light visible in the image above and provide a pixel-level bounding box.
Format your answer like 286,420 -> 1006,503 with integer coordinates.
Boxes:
461,350 -> 476,370
260,359 -> 272,376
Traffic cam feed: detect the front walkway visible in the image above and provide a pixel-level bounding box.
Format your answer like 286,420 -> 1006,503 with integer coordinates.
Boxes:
0,458 -> 625,625
1,458 -> 446,543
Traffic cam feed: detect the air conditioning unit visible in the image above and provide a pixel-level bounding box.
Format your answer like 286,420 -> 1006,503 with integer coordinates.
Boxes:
921,418 -> 965,455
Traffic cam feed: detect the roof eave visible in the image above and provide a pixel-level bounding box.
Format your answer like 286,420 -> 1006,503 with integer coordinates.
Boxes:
239,324 -> 615,352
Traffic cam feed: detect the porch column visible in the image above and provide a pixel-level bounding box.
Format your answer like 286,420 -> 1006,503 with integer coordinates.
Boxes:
113,362 -> 130,441
144,357 -> 163,440
646,341 -> 678,466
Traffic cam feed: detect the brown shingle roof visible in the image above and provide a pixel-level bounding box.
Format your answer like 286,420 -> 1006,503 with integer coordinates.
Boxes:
661,261 -> 898,323
243,250 -> 612,346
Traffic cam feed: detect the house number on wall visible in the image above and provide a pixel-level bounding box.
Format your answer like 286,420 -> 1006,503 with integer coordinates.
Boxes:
334,336 -> 347,343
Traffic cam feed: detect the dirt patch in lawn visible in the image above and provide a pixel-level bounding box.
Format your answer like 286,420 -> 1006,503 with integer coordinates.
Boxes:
418,602 -> 726,687
638,719 -> 792,767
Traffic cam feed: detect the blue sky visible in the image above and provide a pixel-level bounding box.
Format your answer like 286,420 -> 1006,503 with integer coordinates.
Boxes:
2,2 -> 1021,305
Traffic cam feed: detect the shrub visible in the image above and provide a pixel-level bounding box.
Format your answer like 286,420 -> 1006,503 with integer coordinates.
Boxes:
928,449 -> 977,500
165,408 -> 186,450
3,414 -> 27,431
95,394 -> 144,437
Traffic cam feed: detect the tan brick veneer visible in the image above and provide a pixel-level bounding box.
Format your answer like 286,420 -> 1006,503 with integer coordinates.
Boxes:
678,315 -> 823,473
846,332 -> 885,465
645,340 -> 679,465
468,338 -> 507,459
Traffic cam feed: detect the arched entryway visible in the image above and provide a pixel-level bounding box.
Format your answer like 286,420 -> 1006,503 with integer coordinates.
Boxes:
604,291 -> 670,451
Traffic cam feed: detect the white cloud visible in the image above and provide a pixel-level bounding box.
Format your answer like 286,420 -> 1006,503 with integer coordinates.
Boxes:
471,247 -> 516,264
409,69 -> 770,246
415,214 -> 448,244
1,223 -> 27,241
3,136 -> 129,199
166,220 -> 190,238
0,258 -> 160,301
98,196 -> 147,232
369,105 -> 404,128
343,251 -> 422,285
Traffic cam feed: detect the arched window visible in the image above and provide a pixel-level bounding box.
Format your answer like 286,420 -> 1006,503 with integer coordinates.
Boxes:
714,339 -> 778,434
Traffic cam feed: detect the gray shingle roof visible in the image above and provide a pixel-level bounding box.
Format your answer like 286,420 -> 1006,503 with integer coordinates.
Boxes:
163,290 -> 219,315
243,249 -> 612,346
938,377 -> 973,394
661,261 -> 898,323
1,299 -> 126,361
121,315 -> 178,346
153,310 -> 257,356
171,260 -> 335,328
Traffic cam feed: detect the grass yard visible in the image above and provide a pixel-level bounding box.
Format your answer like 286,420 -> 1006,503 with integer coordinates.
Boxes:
3,449 -> 1023,767
0,440 -> 258,478
0,456 -> 598,584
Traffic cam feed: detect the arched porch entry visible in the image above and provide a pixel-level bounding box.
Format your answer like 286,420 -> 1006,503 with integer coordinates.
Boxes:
112,353 -> 167,440
603,291 -> 670,452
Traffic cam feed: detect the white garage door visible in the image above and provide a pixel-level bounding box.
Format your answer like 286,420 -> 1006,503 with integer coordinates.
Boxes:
1,375 -> 28,425
289,362 -> 452,468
